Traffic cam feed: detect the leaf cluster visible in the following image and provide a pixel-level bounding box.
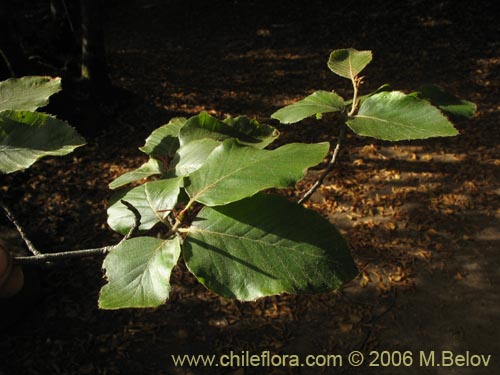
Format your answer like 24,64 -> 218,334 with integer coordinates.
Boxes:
271,48 -> 475,141
0,76 -> 85,174
101,112 -> 358,308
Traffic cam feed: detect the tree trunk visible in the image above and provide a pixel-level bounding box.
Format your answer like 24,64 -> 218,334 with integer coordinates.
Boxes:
80,0 -> 109,88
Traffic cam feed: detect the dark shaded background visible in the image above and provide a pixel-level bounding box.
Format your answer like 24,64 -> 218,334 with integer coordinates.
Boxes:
1,1 -> 499,374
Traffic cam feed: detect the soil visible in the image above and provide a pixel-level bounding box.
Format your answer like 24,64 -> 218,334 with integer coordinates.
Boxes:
1,1 -> 499,374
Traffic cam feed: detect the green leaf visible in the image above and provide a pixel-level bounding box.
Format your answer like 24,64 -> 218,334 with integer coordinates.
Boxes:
327,48 -> 373,80
271,90 -> 345,124
107,177 -> 182,234
183,193 -> 358,301
172,138 -> 220,176
412,84 -> 476,119
109,158 -> 163,189
99,237 -> 181,309
346,91 -> 458,141
345,83 -> 393,107
0,76 -> 61,112
179,112 -> 279,148
0,110 -> 85,174
139,117 -> 186,158
185,140 -> 329,206
222,115 -> 279,148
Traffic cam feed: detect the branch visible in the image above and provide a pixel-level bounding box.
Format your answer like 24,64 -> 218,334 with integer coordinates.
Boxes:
0,198 -> 42,256
13,246 -> 113,265
298,126 -> 346,205
298,74 -> 361,205
8,199 -> 142,265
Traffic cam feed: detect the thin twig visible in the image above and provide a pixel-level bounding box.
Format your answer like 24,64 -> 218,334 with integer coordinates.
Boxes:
0,198 -> 42,256
13,246 -> 113,265
298,74 -> 362,205
121,200 -> 141,240
298,126 -> 346,204
0,49 -> 16,78
9,200 -> 142,265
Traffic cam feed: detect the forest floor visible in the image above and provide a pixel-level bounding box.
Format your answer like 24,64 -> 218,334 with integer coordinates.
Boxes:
1,1 -> 499,374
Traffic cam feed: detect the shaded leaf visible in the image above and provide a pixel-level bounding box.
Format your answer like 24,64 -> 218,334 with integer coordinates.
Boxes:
109,158 -> 163,189
0,110 -> 85,174
99,237 -> 181,309
347,91 -> 458,141
271,90 -> 345,124
139,117 -> 186,158
222,115 -> 279,148
412,84 -> 476,119
179,112 -> 278,148
327,49 -> 373,80
183,193 -> 358,301
107,177 -> 182,234
0,76 -> 61,112
185,140 -> 329,206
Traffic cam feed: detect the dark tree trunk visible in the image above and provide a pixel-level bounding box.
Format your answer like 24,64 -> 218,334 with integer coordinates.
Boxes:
80,0 -> 109,89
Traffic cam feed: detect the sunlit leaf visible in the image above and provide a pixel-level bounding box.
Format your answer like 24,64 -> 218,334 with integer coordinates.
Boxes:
347,91 -> 458,141
271,90 -> 345,124
183,193 -> 358,301
139,117 -> 186,158
0,76 -> 61,112
109,158 -> 163,189
107,177 -> 182,234
185,140 -> 329,206
172,138 -> 220,176
327,49 -> 373,80
0,110 -> 85,174
99,237 -> 181,309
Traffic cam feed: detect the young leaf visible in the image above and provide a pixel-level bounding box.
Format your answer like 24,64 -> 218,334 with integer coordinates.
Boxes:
99,237 -> 181,309
327,48 -> 373,80
139,117 -> 186,158
109,158 -> 163,189
271,90 -> 345,124
183,193 -> 358,301
172,138 -> 220,176
0,110 -> 85,174
346,91 -> 458,141
107,177 -> 182,234
185,140 -> 329,206
179,112 -> 278,148
0,76 -> 61,112
412,84 -> 476,119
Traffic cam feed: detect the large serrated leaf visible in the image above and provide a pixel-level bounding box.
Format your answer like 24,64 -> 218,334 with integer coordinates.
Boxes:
99,237 -> 181,309
139,117 -> 186,158
107,177 -> 182,234
183,193 -> 358,301
185,140 -> 329,206
346,91 -> 458,141
0,110 -> 85,174
179,112 -> 278,148
271,90 -> 345,124
0,76 -> 61,112
109,158 -> 163,189
327,49 -> 373,80
412,84 -> 476,119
